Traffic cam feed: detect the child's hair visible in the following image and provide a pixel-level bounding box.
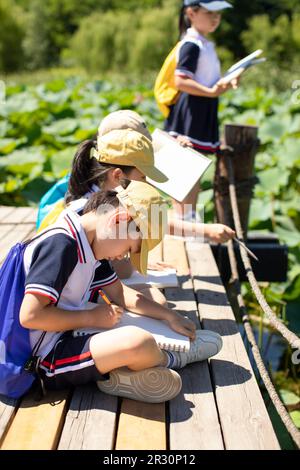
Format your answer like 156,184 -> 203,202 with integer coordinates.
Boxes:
65,139 -> 135,205
83,179 -> 131,215
179,5 -> 200,37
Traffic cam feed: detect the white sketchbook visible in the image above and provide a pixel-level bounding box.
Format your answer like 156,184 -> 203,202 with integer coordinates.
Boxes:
73,304 -> 190,352
147,129 -> 212,202
221,49 -> 266,84
123,268 -> 178,288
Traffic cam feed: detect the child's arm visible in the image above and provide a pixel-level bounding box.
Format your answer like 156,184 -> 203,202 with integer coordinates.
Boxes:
20,293 -> 123,331
168,216 -> 236,243
174,75 -> 233,98
103,280 -> 196,340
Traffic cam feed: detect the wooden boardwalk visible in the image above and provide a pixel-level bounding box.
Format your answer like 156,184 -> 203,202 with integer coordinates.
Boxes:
0,206 -> 280,450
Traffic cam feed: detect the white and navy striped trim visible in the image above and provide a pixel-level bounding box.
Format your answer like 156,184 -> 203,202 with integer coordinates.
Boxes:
25,284 -> 59,304
175,69 -> 195,79
90,272 -> 118,290
64,213 -> 86,264
169,131 -> 220,152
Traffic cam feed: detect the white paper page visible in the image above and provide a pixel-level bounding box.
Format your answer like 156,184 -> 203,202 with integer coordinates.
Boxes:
147,129 -> 212,202
226,49 -> 263,73
123,268 -> 178,288
221,52 -> 265,84
73,306 -> 190,352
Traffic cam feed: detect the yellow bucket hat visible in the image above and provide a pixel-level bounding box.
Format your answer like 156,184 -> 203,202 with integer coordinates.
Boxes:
93,128 -> 168,183
116,181 -> 168,275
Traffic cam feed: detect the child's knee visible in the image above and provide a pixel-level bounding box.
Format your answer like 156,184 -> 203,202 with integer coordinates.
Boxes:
123,326 -> 158,357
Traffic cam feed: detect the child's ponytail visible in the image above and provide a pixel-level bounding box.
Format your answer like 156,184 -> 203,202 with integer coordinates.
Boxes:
179,5 -> 200,37
179,6 -> 190,37
65,139 -> 135,205
66,139 -> 99,204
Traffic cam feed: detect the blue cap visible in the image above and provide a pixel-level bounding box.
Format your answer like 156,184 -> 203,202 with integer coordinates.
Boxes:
184,1 -> 232,11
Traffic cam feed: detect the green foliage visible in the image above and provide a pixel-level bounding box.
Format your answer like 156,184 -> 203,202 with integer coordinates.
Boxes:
130,6 -> 178,72
0,0 -> 25,72
70,11 -> 139,73
241,13 -> 300,89
69,2 -> 178,74
18,0 -> 167,70
2,0 -> 300,82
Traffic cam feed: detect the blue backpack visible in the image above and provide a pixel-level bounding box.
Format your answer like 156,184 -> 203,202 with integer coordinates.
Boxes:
36,175 -> 69,229
0,243 -> 38,398
0,228 -> 66,398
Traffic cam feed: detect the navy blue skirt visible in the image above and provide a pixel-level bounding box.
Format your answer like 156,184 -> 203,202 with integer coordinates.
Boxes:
165,93 -> 219,154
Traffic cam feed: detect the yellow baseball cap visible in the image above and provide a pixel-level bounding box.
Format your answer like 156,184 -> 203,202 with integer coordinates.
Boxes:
98,110 -> 152,141
116,181 -> 168,275
93,128 -> 168,183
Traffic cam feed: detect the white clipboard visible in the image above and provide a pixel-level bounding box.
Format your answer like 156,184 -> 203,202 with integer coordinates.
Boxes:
147,129 -> 212,202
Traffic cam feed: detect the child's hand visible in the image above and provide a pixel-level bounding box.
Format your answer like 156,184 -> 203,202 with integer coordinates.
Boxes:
90,304 -> 124,329
167,313 -> 196,341
211,80 -> 233,97
176,135 -> 193,148
230,77 -> 240,90
147,261 -> 176,272
205,223 -> 235,243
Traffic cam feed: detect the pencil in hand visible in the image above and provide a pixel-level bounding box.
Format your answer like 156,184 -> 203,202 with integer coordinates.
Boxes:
99,289 -> 111,305
99,289 -> 114,316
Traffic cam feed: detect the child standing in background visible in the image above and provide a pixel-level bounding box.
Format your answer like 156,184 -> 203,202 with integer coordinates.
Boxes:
165,0 -> 238,220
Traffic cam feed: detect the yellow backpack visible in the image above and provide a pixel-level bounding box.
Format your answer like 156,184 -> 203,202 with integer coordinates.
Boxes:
154,42 -> 181,118
37,199 -> 65,233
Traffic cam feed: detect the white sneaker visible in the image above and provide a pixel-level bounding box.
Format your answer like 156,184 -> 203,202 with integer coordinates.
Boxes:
96,366 -> 182,403
171,330 -> 223,369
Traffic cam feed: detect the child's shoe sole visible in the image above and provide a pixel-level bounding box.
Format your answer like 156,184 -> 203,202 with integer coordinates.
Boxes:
97,366 -> 182,403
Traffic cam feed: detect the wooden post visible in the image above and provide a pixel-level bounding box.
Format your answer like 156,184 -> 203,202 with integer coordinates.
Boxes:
214,124 -> 259,238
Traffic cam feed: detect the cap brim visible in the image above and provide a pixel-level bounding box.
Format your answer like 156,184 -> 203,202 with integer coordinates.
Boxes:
199,1 -> 232,11
139,165 -> 168,183
130,239 -> 148,275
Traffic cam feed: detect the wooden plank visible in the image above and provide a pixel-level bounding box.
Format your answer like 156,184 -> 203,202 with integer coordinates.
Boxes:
2,207 -> 37,224
116,240 -> 166,450
21,208 -> 38,224
0,224 -> 35,264
59,384 -> 118,450
147,241 -> 162,265
0,396 -> 18,446
164,238 -> 224,450
1,390 -> 69,450
116,401 -> 166,450
0,207 -> 15,223
186,242 -> 280,450
0,224 -> 15,246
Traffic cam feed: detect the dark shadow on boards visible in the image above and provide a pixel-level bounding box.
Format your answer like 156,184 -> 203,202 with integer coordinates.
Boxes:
167,360 -> 252,424
199,318 -> 242,337
191,275 -> 224,287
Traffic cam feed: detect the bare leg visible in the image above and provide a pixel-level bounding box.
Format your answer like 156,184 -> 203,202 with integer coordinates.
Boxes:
93,327 -> 181,403
89,325 -> 168,375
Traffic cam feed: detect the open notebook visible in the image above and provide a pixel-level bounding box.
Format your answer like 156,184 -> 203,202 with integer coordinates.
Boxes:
73,304 -> 190,353
123,268 -> 178,289
147,129 -> 212,202
221,49 -> 266,84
